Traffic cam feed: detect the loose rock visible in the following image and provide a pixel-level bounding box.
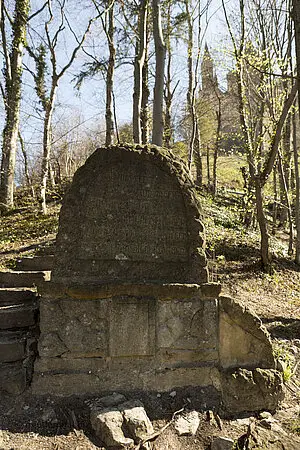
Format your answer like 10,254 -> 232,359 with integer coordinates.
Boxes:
41,407 -> 58,424
91,408 -> 134,448
121,400 -> 154,442
211,436 -> 235,450
174,410 -> 200,436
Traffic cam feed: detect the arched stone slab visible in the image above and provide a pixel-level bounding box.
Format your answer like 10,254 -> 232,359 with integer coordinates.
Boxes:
52,144 -> 207,284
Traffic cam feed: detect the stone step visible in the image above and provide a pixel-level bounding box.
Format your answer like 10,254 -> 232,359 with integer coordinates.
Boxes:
0,332 -> 26,363
35,242 -> 56,256
0,288 -> 37,306
15,255 -> 54,271
0,271 -> 51,288
0,361 -> 26,394
0,303 -> 38,330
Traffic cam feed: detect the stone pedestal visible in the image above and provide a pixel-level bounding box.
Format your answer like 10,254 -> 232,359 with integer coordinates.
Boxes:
32,282 -> 282,414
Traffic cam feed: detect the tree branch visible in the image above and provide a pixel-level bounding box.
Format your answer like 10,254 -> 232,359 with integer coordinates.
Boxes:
261,81 -> 298,184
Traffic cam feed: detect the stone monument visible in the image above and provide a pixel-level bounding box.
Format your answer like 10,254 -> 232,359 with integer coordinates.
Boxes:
33,145 -> 282,414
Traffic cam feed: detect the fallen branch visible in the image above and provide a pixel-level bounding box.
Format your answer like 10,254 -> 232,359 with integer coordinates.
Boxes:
134,406 -> 185,449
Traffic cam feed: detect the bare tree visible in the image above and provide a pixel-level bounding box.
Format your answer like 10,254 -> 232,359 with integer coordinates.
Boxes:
0,0 -> 30,211
152,0 -> 166,146
27,0 -> 97,214
222,0 -> 296,272
133,0 -> 148,143
292,0 -> 300,264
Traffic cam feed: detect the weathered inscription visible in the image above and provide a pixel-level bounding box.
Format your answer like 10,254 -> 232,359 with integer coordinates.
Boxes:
78,161 -> 188,262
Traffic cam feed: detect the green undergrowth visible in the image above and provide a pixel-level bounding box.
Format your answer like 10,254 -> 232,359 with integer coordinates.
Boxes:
0,185 -> 65,268
201,192 -> 292,264
0,207 -> 59,246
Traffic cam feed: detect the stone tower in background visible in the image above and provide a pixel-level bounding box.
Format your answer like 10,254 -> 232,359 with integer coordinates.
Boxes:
199,45 -> 243,154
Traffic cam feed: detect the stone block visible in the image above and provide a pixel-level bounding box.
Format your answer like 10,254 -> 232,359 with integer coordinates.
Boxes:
39,299 -> 67,332
15,255 -> 54,271
40,298 -> 109,356
0,305 -> 37,329
200,282 -> 222,298
154,366 -> 221,392
109,296 -> 155,357
219,296 -> 275,369
157,298 -> 218,351
34,356 -> 107,373
0,362 -> 26,394
156,348 -> 218,364
0,270 -> 50,288
38,332 -> 68,357
0,288 -> 37,306
221,368 -> 283,415
32,372 -> 103,396
0,337 -> 25,362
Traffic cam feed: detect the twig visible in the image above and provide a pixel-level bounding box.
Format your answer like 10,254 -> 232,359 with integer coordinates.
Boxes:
134,407 -> 185,449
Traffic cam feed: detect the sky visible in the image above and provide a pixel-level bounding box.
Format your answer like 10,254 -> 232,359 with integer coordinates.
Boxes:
0,0 -> 230,176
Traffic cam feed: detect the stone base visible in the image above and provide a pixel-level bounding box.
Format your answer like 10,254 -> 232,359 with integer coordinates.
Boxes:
32,363 -> 220,396
33,282 -> 282,414
32,363 -> 283,415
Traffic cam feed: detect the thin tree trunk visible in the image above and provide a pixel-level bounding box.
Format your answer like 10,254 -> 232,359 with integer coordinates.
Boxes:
133,0 -> 148,144
19,131 -> 35,198
40,85 -> 57,214
105,1 -> 115,146
272,165 -> 278,235
194,122 -> 202,186
278,117 -> 292,226
292,107 -> 300,264
255,178 -> 271,272
0,0 -> 30,210
206,145 -> 210,184
213,101 -> 221,196
164,4 -> 172,149
141,45 -> 150,144
152,0 -> 166,147
184,0 -> 202,185
185,0 -> 195,169
278,150 -> 294,255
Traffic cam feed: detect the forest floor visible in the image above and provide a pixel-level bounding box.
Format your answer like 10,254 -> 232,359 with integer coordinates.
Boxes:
0,186 -> 299,449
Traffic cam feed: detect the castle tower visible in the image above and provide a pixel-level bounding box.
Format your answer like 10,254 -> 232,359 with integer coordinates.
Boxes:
201,43 -> 218,92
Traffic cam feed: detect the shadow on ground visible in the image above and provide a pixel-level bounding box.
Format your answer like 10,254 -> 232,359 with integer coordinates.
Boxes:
262,317 -> 300,339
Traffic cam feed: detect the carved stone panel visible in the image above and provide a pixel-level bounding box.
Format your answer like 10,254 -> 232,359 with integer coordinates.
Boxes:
109,296 -> 155,357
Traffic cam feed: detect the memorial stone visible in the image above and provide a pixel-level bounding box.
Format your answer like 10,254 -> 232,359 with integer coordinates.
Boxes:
33,145 -> 282,415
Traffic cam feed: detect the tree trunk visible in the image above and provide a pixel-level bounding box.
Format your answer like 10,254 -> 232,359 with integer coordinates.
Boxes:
141,45 -> 150,144
105,1 -> 115,146
164,37 -> 172,147
272,165 -> 278,235
255,178 -> 271,272
194,121 -> 202,186
0,0 -> 30,210
292,108 -> 300,264
206,145 -> 210,185
278,117 -> 292,226
19,131 -> 35,198
212,102 -> 221,196
163,0 -> 174,148
40,84 -> 57,214
133,0 -> 148,144
152,0 -> 166,147
278,150 -> 294,255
